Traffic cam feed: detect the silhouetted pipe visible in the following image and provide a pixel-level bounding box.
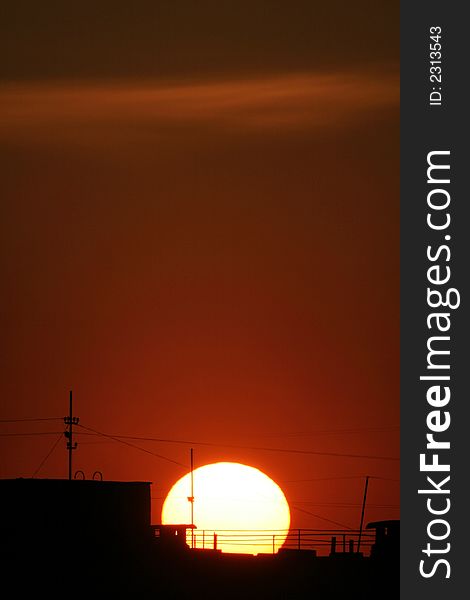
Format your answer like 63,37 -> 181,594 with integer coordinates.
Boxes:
357,475 -> 369,553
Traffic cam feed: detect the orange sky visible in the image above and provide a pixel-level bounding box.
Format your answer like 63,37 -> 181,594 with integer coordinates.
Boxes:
0,1 -> 399,531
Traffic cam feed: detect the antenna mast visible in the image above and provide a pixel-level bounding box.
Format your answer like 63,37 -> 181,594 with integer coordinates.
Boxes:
188,448 -> 195,548
64,390 -> 79,480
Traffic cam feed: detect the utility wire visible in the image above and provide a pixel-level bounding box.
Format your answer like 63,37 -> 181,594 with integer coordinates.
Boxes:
285,475 -> 399,483
32,434 -> 63,478
291,505 -> 352,530
0,419 -> 397,434
0,431 -> 65,437
0,431 -> 104,438
286,475 -> 370,483
0,420 -> 399,461
0,430 -> 400,461
77,424 -> 187,468
0,419 -> 399,467
0,424 -> 394,462
0,417 -> 62,423
260,426 -> 400,437
293,502 -> 399,508
101,433 -> 399,462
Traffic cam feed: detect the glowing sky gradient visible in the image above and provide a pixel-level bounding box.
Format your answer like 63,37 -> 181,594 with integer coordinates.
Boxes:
0,1 -> 399,531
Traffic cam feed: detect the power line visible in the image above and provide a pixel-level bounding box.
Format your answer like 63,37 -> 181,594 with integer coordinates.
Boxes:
291,505 -> 352,530
285,475 -> 369,483
0,417 -> 62,423
285,475 -> 399,483
100,433 -> 399,462
78,440 -> 115,445
260,426 -> 400,437
0,431 -> 109,438
0,420 -> 399,470
0,431 -> 65,437
32,434 -> 63,478
77,424 -> 187,468
0,430 -> 400,461
0,419 -> 399,461
292,502 -> 400,508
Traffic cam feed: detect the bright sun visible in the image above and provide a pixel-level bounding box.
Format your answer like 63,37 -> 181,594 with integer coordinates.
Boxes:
161,462 -> 290,555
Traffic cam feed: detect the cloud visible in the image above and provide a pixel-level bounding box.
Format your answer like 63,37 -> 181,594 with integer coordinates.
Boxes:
0,70 -> 398,147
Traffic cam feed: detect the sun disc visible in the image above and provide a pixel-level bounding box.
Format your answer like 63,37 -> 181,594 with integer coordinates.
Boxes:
161,462 -> 290,554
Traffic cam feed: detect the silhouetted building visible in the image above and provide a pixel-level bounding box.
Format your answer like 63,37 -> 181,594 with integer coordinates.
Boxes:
366,519 -> 400,560
0,478 -> 399,599
0,478 -> 151,561
152,523 -> 196,550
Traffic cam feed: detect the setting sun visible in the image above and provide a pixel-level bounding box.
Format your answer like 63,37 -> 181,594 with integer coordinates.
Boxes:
161,462 -> 290,555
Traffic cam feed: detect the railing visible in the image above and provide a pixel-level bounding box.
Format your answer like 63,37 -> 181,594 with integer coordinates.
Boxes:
186,528 -> 375,556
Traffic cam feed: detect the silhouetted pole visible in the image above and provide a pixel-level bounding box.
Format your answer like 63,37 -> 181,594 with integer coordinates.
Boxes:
330,536 -> 336,555
357,475 -> 369,553
190,448 -> 194,548
64,390 -> 79,480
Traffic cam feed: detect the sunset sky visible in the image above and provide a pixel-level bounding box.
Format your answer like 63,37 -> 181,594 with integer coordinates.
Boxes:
0,1 -> 399,530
